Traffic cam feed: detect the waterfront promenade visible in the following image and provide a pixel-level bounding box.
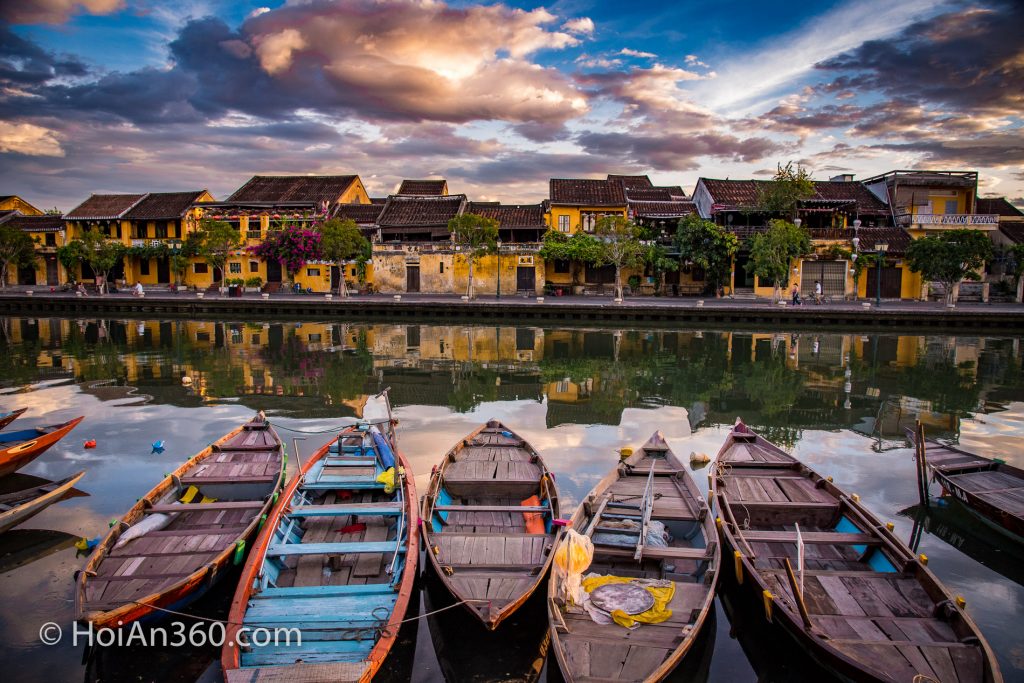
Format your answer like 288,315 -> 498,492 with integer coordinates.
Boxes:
1,287 -> 1022,331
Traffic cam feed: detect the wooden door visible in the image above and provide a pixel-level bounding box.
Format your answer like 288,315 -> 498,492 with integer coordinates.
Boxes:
866,267 -> 902,299
45,257 -> 58,285
266,259 -> 282,283
17,264 -> 36,285
156,256 -> 170,284
516,266 -> 536,293
406,265 -> 420,292
330,266 -> 340,291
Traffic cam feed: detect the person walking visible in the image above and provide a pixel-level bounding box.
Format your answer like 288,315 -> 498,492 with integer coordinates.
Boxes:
790,283 -> 801,306
814,280 -> 823,305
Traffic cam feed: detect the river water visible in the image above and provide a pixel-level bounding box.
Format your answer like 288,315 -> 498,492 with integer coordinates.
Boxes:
0,317 -> 1021,682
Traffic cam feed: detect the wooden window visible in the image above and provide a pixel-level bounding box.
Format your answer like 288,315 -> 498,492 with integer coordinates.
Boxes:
558,215 -> 570,232
439,262 -> 445,273
194,263 -> 209,274
229,262 -> 242,274
45,234 -> 56,247
307,267 -> 320,277
139,259 -> 150,275
249,260 -> 259,273
554,259 -> 570,274
154,223 -> 168,239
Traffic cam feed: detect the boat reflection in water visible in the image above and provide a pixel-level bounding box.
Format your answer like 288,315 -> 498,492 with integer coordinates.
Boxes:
0,528 -> 77,574
902,499 -> 1024,588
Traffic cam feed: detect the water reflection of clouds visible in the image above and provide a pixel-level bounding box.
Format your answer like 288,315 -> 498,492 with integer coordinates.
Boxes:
960,401 -> 1024,467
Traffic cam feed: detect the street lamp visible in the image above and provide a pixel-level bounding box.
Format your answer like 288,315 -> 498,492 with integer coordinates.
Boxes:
875,241 -> 889,307
496,239 -> 502,299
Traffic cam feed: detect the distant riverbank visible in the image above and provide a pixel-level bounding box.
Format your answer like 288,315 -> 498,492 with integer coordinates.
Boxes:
1,290 -> 1022,332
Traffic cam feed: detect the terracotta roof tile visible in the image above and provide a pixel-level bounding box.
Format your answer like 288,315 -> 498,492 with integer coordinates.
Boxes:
700,178 -> 889,215
66,194 -> 147,219
397,179 -> 448,196
7,215 -> 64,232
607,174 -> 653,190
332,203 -> 384,224
977,197 -> 1024,218
550,179 -> 626,206
466,202 -> 546,229
999,224 -> 1024,244
124,191 -> 207,220
853,226 -> 912,255
227,175 -> 359,204
626,187 -> 687,202
0,210 -> 16,224
629,200 -> 696,218
377,195 -> 465,229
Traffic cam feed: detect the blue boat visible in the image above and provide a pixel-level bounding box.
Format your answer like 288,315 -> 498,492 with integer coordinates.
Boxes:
223,422 -> 418,682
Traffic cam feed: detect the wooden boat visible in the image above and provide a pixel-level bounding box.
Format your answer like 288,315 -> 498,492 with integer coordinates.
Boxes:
548,431 -> 719,683
422,420 -> 560,630
908,429 -> 1024,542
0,416 -> 84,477
0,407 -> 27,431
76,414 -> 283,629
713,420 -> 1002,683
0,471 -> 86,533
222,420 -> 418,682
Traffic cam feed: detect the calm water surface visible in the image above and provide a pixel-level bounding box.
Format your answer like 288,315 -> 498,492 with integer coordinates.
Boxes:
0,317 -> 1022,682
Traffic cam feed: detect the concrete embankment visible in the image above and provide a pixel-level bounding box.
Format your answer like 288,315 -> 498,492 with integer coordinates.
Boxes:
2,293 -> 1023,332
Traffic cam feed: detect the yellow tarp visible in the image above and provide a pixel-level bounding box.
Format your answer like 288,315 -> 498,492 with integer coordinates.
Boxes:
582,575 -> 675,629
376,466 -> 404,494
554,529 -> 594,605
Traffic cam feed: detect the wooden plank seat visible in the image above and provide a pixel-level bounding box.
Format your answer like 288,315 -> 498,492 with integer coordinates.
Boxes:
739,530 -> 879,545
266,542 -> 404,557
287,503 -> 402,517
434,504 -> 549,512
323,457 -> 377,467
596,545 -> 711,561
143,501 -> 266,514
258,584 -> 397,599
179,474 -> 277,486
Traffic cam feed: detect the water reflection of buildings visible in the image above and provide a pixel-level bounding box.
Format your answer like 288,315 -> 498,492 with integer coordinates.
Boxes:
1,319 -> 1020,440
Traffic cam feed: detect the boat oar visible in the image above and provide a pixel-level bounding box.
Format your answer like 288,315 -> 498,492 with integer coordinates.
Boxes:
783,556 -> 814,632
291,437 -> 306,481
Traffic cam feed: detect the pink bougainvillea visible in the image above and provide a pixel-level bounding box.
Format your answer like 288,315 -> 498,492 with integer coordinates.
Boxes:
248,223 -> 323,275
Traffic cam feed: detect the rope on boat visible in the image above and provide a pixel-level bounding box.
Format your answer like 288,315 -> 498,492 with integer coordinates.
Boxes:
267,421 -> 351,434
127,600 -> 243,625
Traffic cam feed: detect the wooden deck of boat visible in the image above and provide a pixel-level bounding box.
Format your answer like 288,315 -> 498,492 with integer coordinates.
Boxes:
81,425 -> 280,614
716,425 -> 992,683
921,440 -> 1024,521
553,433 -> 718,682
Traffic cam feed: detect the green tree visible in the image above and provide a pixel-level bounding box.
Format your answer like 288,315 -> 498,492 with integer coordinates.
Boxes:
747,219 -> 812,302
193,219 -> 242,289
0,224 -> 38,288
756,161 -> 815,220
449,213 -> 499,299
905,229 -> 993,307
539,229 -> 602,290
593,215 -> 646,300
319,218 -> 370,297
644,243 -> 679,295
675,214 -> 740,296
169,251 -> 190,287
77,228 -> 126,294
56,240 -> 86,284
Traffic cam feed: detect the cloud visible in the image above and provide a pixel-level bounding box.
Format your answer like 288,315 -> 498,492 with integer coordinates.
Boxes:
0,121 -> 64,156
575,130 -> 781,170
254,28 -> 307,75
562,17 -> 594,35
817,1 -> 1024,118
0,0 -> 123,25
620,48 -> 656,59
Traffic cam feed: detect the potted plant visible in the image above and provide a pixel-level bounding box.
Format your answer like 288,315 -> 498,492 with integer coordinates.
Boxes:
244,276 -> 263,293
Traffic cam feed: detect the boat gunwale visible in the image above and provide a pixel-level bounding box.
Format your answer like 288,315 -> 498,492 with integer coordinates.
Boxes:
712,420 -> 1003,683
0,415 -> 85,477
0,470 -> 86,533
75,419 -> 284,628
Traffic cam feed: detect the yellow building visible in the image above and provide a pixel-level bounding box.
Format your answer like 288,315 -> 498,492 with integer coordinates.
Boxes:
0,195 -> 43,216
862,170 -> 997,238
1,214 -> 66,285
203,174 -> 371,292
546,178 -> 627,235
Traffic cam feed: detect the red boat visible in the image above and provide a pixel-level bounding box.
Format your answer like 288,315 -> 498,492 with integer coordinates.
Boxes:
0,408 -> 27,431
0,416 -> 85,478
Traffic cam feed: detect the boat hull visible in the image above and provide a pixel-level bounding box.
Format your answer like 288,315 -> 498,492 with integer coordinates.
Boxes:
0,416 -> 84,477
0,471 -> 86,534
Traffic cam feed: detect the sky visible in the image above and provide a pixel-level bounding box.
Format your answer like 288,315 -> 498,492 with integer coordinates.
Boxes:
1,0 -> 1022,211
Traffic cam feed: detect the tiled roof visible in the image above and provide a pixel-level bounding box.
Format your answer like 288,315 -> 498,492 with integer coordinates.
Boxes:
332,203 -> 384,224
227,175 -> 359,204
0,210 -> 16,224
700,178 -> 889,215
377,194 -> 465,228
397,179 -> 447,196
629,200 -> 696,218
626,187 -> 687,202
999,224 -> 1024,244
7,215 -> 64,233
370,197 -> 388,204
607,174 -> 653,190
124,191 -> 207,220
550,178 -> 626,206
466,202 -> 546,229
977,197 -> 1024,218
66,194 -> 147,219
853,227 -> 912,255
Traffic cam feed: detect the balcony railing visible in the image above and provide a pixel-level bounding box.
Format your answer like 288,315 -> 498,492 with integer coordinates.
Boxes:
246,230 -> 263,240
897,213 -> 999,227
